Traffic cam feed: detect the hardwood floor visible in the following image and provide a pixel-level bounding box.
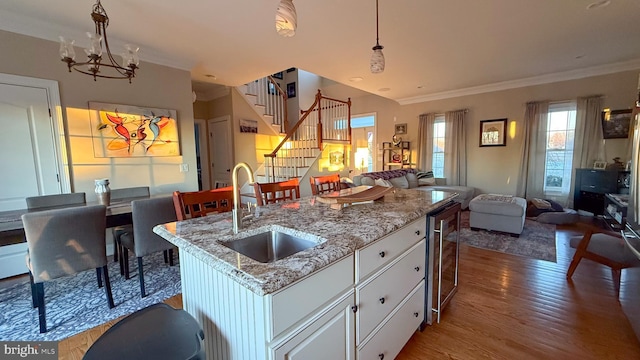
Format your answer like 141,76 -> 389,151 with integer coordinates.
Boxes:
30,222 -> 640,359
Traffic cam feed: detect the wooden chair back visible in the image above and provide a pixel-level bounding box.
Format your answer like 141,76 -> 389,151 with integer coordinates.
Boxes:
173,187 -> 234,220
309,174 -> 341,195
253,179 -> 300,206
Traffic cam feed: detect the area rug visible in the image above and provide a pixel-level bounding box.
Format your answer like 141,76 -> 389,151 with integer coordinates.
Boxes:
455,211 -> 557,262
0,252 -> 181,341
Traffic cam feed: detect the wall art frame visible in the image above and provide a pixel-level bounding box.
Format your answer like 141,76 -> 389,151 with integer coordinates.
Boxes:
601,109 -> 632,139
88,102 -> 180,157
479,118 -> 507,147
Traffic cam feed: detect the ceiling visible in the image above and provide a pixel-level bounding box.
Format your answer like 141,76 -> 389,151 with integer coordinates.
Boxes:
1,0 -> 640,104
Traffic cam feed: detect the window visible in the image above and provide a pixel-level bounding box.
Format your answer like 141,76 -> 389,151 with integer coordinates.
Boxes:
432,115 -> 445,178
544,102 -> 576,195
351,114 -> 375,174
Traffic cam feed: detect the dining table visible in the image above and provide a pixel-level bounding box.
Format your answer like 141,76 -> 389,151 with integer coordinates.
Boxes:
0,195 -> 153,241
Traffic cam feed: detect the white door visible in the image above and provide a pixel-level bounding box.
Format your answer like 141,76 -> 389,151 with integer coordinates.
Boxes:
0,84 -> 61,211
208,116 -> 232,188
0,77 -> 66,279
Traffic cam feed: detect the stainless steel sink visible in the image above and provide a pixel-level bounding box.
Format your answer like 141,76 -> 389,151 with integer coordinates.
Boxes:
219,230 -> 321,263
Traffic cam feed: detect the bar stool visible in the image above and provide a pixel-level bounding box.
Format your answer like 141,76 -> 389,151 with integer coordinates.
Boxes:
83,303 -> 205,360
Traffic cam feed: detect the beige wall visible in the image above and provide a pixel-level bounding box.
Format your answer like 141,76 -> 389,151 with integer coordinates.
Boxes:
0,30 -> 198,200
352,69 -> 640,195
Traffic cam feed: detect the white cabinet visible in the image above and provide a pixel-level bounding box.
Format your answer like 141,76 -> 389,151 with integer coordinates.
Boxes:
357,283 -> 424,360
272,292 -> 355,360
355,216 -> 427,357
356,240 -> 425,343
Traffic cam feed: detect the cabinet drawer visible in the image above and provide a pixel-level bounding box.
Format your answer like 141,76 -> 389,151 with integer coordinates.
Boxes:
270,255 -> 354,340
356,240 -> 425,343
357,282 -> 425,360
356,216 -> 426,282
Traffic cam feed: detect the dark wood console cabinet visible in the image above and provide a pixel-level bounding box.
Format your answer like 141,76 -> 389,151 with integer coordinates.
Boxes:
573,168 -> 629,215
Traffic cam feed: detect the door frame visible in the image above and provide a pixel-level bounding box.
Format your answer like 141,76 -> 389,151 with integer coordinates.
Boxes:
0,73 -> 71,193
194,118 -> 211,190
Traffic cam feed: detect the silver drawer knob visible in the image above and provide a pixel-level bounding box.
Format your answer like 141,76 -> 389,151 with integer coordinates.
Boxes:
415,230 -> 421,236
379,251 -> 385,258
414,266 -> 420,272
379,297 -> 385,304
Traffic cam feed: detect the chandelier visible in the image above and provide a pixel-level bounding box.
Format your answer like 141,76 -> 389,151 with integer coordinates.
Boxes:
370,0 -> 385,74
59,0 -> 139,83
275,0 -> 297,37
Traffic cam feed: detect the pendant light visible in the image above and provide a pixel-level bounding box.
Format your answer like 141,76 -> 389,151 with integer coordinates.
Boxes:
370,0 -> 385,74
275,0 -> 297,37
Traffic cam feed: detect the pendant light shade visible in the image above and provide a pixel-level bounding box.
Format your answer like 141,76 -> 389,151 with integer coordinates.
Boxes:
370,0 -> 385,74
276,0 -> 297,37
370,45 -> 385,74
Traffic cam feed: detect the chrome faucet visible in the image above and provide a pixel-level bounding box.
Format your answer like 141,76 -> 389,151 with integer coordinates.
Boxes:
232,162 -> 255,234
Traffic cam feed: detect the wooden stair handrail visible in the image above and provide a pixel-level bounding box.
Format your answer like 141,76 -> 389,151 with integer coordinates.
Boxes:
264,90 -> 323,158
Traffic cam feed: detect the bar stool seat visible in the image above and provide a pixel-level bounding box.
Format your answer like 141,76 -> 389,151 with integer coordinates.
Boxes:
83,303 -> 205,360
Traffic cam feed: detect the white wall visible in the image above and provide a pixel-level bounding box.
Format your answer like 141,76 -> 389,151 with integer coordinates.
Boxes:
0,30 -> 198,199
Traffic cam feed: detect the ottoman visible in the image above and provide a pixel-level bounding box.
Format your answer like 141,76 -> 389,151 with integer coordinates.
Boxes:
469,194 -> 527,236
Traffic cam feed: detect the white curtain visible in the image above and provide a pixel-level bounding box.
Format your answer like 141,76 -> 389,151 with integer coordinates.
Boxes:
417,113 -> 435,171
444,110 -> 467,185
573,96 -> 605,169
567,95 -> 605,208
516,101 -> 549,200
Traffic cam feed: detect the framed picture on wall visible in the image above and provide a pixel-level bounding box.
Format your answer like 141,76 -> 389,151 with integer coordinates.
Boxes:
601,109 -> 632,139
287,82 -> 296,98
479,118 -> 507,147
394,123 -> 407,135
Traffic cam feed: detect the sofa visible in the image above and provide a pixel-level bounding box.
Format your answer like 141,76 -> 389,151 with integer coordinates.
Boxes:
352,169 -> 475,209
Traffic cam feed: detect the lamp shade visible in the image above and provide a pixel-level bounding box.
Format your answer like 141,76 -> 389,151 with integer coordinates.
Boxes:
276,0 -> 297,37
370,45 -> 385,74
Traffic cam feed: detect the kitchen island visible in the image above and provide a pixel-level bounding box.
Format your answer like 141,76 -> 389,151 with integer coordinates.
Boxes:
154,187 -> 457,360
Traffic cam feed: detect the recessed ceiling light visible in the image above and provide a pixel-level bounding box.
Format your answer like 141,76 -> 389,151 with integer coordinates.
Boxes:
587,0 -> 610,10
205,74 -> 217,79
349,77 -> 364,82
378,87 -> 391,92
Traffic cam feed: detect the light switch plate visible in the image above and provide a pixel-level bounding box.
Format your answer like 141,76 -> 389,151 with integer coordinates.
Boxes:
180,164 -> 189,172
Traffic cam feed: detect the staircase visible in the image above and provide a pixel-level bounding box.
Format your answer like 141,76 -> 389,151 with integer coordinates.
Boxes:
237,77 -> 352,186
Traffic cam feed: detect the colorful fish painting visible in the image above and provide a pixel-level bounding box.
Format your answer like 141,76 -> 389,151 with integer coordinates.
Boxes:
89,102 -> 179,157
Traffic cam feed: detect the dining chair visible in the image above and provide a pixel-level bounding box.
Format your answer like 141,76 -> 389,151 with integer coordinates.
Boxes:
119,196 -> 178,297
309,173 -> 341,195
173,187 -> 234,220
566,223 -> 640,297
109,187 -> 150,264
22,204 -> 114,333
253,179 -> 300,206
25,192 -> 86,210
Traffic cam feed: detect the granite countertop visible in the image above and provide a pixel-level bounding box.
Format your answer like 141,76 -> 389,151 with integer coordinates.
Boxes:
153,188 -> 457,296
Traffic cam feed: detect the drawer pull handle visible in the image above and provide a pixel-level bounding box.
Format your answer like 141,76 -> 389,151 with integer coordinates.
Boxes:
378,354 -> 384,360
351,305 -> 358,313
414,266 -> 420,272
414,312 -> 419,317
379,251 -> 386,258
415,230 -> 421,236
379,297 -> 385,304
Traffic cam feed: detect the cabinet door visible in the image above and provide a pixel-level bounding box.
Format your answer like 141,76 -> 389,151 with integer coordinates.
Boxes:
273,295 -> 355,360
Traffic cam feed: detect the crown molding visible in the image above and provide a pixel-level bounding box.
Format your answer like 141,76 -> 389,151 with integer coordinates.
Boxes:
0,9 -> 195,71
397,59 -> 640,105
